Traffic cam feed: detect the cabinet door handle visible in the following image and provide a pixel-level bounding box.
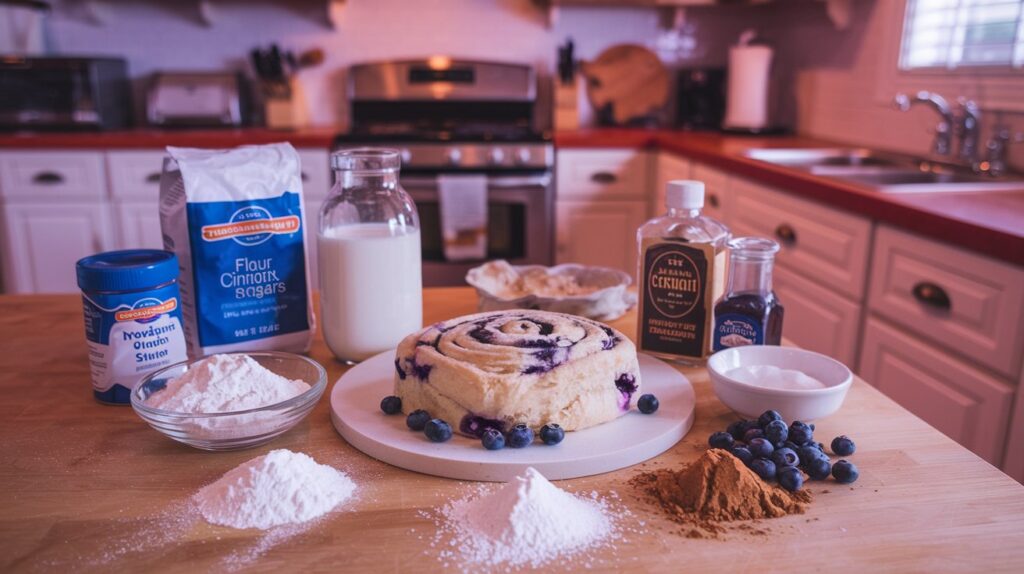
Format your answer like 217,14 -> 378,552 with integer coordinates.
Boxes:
301,171 -> 310,182
145,172 -> 161,183
32,171 -> 64,185
912,281 -> 951,311
774,223 -> 797,245
708,193 -> 720,208
590,171 -> 617,184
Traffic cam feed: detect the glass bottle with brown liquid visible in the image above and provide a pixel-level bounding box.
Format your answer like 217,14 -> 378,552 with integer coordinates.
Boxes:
637,180 -> 729,365
712,237 -> 784,350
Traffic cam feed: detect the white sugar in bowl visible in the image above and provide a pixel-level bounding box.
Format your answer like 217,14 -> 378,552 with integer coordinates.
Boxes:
707,346 -> 853,421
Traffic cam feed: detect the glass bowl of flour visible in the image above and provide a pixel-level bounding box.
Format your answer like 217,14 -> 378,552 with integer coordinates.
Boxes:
131,352 -> 327,451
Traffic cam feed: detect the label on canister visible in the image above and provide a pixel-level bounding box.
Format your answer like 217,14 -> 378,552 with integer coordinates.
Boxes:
81,282 -> 187,403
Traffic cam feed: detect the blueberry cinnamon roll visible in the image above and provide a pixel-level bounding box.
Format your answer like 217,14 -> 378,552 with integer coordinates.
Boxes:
394,310 -> 641,437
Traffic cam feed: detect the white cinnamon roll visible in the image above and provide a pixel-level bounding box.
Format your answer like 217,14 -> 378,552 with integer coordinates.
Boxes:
393,310 -> 641,437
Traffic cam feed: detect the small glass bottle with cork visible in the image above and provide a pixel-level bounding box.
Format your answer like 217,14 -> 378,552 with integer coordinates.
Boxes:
636,180 -> 729,365
713,236 -> 784,350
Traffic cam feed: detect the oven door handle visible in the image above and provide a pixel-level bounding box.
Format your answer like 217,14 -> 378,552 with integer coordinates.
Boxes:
401,174 -> 552,189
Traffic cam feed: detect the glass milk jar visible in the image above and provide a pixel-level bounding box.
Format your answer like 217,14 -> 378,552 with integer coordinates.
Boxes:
319,149 -> 423,363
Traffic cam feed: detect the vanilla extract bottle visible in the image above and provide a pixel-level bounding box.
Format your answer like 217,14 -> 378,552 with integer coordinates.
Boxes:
637,180 -> 729,365
713,237 -> 784,350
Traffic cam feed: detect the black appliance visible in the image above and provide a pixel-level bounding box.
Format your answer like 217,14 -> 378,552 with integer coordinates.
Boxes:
0,56 -> 131,131
675,67 -> 725,130
334,59 -> 554,287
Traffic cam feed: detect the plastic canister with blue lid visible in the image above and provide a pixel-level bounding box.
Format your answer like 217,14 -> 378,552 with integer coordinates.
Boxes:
76,249 -> 188,404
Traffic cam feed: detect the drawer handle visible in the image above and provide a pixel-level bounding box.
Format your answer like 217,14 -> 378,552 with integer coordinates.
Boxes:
301,171 -> 310,182
912,281 -> 951,311
32,171 -> 64,185
145,172 -> 161,183
590,171 -> 617,184
708,193 -> 720,208
774,223 -> 797,245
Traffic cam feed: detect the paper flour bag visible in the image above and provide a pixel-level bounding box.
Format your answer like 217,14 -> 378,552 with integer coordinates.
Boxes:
159,142 -> 314,357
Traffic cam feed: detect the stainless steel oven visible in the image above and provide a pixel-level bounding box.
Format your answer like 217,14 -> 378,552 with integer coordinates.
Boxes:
403,172 -> 553,286
335,58 -> 555,286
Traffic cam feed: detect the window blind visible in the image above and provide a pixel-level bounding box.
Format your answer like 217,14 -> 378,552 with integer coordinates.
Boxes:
901,0 -> 1024,70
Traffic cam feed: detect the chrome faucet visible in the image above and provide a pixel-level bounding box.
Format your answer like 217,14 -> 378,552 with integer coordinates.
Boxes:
955,97 -> 982,165
982,121 -> 1023,177
894,91 -> 954,156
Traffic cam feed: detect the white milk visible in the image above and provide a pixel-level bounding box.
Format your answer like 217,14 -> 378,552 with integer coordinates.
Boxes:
318,224 -> 423,362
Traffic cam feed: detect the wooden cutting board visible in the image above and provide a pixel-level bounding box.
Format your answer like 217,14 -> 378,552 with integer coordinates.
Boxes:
582,44 -> 669,125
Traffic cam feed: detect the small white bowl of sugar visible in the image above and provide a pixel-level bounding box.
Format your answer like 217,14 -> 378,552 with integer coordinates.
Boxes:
707,346 -> 853,421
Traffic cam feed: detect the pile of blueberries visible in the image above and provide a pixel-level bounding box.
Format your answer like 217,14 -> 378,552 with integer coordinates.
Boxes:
708,409 -> 860,492
379,392 -> 660,450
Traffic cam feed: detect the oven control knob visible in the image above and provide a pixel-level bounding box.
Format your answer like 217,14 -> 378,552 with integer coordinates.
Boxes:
447,148 -> 463,166
488,148 -> 506,165
399,148 -> 412,164
514,147 -> 532,166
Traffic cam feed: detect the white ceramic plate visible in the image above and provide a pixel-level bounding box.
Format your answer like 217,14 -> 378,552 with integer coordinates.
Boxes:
330,352 -> 695,481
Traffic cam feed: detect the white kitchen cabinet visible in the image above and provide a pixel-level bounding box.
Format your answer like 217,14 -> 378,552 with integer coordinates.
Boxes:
107,150 -> 166,199
0,151 -> 107,201
868,225 -> 1024,379
555,199 -> 646,274
0,202 -> 115,293
773,264 -> 861,367
731,177 -> 872,301
297,148 -> 331,199
1004,374 -> 1024,483
691,161 -> 731,225
860,316 -> 1014,466
115,202 -> 163,250
654,152 -> 690,214
557,149 -> 651,201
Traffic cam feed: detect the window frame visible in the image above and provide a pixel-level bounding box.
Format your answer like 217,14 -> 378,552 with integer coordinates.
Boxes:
876,0 -> 1024,112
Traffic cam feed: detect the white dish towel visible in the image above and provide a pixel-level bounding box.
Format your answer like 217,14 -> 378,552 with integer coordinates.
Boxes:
438,174 -> 488,261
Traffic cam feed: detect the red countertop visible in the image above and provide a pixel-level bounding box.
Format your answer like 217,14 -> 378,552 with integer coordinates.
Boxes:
557,128 -> 1024,267
0,127 -> 338,149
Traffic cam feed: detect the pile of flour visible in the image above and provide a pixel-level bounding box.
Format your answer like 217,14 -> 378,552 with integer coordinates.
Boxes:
147,353 -> 310,413
436,467 -> 615,569
195,449 -> 356,530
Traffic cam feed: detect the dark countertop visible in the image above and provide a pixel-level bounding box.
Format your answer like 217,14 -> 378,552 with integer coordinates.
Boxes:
557,128 -> 1024,267
0,127 -> 338,149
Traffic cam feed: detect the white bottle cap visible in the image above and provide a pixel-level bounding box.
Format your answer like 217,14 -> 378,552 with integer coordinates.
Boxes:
665,180 -> 705,209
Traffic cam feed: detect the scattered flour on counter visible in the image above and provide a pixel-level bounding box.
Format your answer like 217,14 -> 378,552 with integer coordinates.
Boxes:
146,353 -> 311,413
427,467 -> 620,570
195,449 -> 357,530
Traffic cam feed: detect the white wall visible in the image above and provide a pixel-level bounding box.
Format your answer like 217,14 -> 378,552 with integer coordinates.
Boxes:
45,0 -> 666,127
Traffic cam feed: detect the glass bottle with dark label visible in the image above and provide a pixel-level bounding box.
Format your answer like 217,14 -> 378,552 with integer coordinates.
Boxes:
637,180 -> 729,365
713,236 -> 784,351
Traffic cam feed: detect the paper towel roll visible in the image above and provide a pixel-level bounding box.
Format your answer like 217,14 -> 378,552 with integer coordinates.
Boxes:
724,45 -> 773,130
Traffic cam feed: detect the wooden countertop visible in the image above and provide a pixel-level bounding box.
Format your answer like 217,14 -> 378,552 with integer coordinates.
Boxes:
558,128 -> 1024,267
1,289 -> 1022,572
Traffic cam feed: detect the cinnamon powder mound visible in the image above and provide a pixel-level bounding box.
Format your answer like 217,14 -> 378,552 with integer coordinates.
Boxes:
631,449 -> 811,538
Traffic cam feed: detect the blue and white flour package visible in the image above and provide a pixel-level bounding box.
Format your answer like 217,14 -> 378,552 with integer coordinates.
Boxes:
159,143 -> 315,357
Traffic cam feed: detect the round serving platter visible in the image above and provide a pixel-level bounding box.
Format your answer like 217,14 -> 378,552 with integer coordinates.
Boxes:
330,351 -> 695,481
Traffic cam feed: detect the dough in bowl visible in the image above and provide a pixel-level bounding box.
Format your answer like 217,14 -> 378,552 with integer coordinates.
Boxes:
393,310 -> 641,437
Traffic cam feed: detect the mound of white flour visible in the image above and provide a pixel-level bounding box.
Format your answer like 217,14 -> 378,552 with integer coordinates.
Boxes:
195,449 -> 356,530
439,467 -> 614,568
147,353 -> 310,413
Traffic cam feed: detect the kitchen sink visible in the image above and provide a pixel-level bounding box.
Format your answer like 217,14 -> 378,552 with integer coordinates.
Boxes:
744,147 -> 1024,193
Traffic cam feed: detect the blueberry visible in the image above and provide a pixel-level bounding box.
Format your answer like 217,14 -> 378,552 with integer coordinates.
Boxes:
806,457 -> 832,480
748,437 -> 774,459
738,419 -> 760,437
757,410 -> 783,428
798,445 -> 827,468
749,458 -> 777,480
539,423 -> 565,445
832,460 -> 860,484
406,409 -> 431,431
771,447 -> 800,468
726,420 -> 747,441
380,395 -> 402,415
783,441 -> 801,452
778,466 -> 804,492
764,420 -> 789,444
816,442 -> 827,452
789,421 -> 813,445
481,428 -> 505,450
709,431 -> 734,450
743,428 -> 765,443
731,446 -> 754,465
424,419 -> 453,442
831,435 -> 856,456
507,423 -> 534,448
637,394 -> 660,414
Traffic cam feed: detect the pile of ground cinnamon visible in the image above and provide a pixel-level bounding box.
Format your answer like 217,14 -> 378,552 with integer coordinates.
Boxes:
631,449 -> 811,538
